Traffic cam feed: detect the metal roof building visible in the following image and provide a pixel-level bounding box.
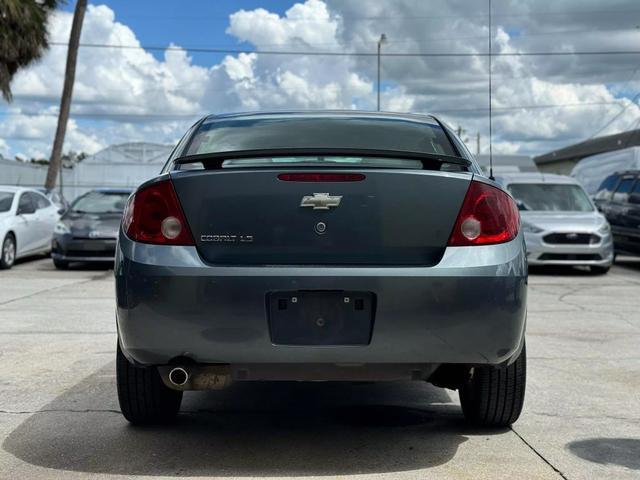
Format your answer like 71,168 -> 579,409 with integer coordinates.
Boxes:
1,142 -> 173,200
533,129 -> 640,174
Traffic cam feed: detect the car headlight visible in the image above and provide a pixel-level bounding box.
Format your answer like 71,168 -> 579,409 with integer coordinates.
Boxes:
597,223 -> 611,235
521,222 -> 543,234
54,222 -> 70,235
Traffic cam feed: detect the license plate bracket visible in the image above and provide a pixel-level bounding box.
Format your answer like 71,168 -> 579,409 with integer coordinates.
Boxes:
267,291 -> 375,345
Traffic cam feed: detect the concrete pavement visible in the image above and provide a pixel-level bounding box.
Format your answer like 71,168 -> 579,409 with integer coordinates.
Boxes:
0,257 -> 639,479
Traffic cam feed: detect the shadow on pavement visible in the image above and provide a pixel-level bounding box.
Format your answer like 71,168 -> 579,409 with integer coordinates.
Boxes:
614,257 -> 640,272
528,265 -> 599,276
567,438 -> 640,470
2,363 -> 485,476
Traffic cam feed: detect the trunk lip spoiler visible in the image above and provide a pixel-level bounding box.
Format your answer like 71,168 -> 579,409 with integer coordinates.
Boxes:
172,148 -> 471,170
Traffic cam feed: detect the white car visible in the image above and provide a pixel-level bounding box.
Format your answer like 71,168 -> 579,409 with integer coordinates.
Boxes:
0,186 -> 61,269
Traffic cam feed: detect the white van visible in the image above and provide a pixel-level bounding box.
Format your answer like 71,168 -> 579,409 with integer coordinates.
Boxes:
571,146 -> 640,195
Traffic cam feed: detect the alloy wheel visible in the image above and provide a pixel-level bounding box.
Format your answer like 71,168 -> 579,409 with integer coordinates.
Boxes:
3,236 -> 16,267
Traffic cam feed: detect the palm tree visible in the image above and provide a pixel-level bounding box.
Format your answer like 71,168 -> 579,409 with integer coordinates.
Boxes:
45,0 -> 86,190
0,0 -> 59,102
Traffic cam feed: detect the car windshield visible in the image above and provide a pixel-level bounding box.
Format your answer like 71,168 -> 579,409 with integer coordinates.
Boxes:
71,191 -> 130,214
0,192 -> 14,213
508,183 -> 594,212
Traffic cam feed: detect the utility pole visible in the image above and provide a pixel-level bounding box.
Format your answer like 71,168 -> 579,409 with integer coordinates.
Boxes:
45,0 -> 87,190
476,132 -> 481,155
377,33 -> 387,111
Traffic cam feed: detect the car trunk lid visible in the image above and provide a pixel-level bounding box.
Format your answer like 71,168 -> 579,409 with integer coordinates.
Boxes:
170,169 -> 472,266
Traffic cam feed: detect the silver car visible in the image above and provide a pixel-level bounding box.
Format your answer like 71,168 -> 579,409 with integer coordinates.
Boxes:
496,173 -> 613,273
115,111 -> 527,427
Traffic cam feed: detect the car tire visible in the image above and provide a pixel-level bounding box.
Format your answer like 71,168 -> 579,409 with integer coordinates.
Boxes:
459,342 -> 526,427
53,258 -> 69,270
116,342 -> 182,424
0,233 -> 16,269
590,265 -> 610,275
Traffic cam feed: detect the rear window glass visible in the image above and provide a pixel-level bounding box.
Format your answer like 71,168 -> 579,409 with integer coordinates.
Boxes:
0,192 -> 14,212
183,116 -> 457,160
221,156 -> 423,169
508,183 -> 594,212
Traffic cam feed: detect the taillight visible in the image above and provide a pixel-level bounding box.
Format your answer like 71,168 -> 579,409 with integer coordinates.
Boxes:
123,179 -> 194,245
447,180 -> 519,246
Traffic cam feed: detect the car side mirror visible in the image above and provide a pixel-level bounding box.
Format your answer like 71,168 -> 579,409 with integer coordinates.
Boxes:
57,207 -> 67,215
17,205 -> 36,215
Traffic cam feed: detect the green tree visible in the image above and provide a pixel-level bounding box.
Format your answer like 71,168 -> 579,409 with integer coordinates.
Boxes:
0,0 -> 59,102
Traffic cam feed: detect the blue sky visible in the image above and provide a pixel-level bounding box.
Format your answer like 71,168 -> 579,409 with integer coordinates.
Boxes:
60,0 -> 296,66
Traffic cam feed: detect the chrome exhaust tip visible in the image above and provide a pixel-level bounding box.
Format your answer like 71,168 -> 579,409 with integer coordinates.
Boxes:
168,367 -> 189,386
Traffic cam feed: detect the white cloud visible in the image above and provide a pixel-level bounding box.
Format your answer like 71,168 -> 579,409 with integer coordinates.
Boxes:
2,0 -> 640,158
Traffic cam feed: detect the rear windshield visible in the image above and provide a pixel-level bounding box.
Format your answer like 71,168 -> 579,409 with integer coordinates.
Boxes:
71,192 -> 130,214
0,192 -> 14,212
183,116 -> 457,160
508,183 -> 594,212
220,156 -> 423,169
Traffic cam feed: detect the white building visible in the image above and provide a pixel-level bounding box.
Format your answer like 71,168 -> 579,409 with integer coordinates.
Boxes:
0,142 -> 173,200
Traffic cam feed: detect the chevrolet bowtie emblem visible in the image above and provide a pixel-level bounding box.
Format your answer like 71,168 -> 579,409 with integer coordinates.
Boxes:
300,193 -> 342,210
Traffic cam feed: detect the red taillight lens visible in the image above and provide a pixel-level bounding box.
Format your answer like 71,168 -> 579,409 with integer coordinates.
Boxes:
447,180 -> 519,246
123,179 -> 194,245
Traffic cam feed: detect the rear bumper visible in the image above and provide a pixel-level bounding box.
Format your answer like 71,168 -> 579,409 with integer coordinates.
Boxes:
525,231 -> 614,266
115,233 -> 527,368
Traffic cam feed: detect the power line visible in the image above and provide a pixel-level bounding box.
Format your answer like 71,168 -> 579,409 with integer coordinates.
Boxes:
113,8 -> 640,23
587,91 -> 640,139
49,41 -> 640,58
0,101 -> 624,123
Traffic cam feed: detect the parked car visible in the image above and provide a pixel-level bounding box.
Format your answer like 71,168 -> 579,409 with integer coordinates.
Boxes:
594,170 -> 640,257
35,187 -> 70,211
115,111 -> 527,427
496,173 -> 613,274
51,188 -> 132,269
0,186 -> 60,269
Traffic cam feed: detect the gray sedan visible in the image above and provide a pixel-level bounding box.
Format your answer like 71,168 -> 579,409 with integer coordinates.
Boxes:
115,111 -> 527,428
52,188 -> 132,269
497,173 -> 613,273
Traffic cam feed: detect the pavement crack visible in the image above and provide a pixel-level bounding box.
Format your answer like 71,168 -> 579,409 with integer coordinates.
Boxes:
0,272 -> 110,307
0,408 -> 121,414
511,427 -> 569,480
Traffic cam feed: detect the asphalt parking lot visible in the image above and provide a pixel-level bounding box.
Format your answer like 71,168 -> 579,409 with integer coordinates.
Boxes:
0,257 -> 639,479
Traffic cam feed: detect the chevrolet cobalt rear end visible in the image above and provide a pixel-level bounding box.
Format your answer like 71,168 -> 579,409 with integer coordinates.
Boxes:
115,112 -> 527,426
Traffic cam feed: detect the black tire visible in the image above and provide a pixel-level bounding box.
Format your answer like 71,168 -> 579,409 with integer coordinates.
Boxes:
116,342 -> 182,424
459,342 -> 526,427
590,265 -> 610,275
53,258 -> 69,270
0,233 -> 16,269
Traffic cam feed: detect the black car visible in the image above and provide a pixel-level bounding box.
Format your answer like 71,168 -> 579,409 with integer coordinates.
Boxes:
594,170 -> 640,257
51,188 -> 132,269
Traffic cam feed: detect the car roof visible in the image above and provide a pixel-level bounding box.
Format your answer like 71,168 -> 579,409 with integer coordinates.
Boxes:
0,185 -> 41,194
203,110 -> 441,125
90,188 -> 134,194
495,173 -> 580,185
